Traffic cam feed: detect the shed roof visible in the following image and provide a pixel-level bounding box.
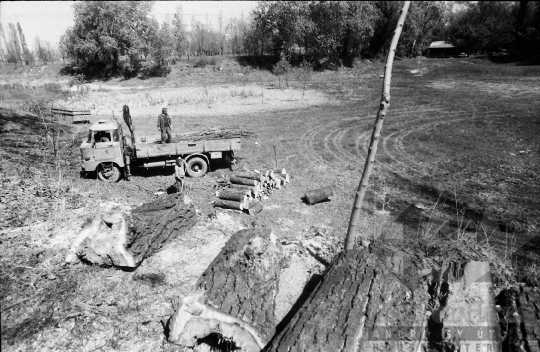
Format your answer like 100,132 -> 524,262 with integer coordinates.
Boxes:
429,41 -> 454,49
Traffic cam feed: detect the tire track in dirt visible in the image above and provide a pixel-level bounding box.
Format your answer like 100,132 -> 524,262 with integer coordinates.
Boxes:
382,113 -> 470,173
299,106 -> 458,173
298,105 -> 536,183
389,111 -> 536,174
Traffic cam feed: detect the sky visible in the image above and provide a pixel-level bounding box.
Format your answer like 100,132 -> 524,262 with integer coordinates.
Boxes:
0,1 -> 258,47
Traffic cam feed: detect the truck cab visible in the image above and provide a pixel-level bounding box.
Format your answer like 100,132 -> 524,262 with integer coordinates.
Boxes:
80,120 -> 126,182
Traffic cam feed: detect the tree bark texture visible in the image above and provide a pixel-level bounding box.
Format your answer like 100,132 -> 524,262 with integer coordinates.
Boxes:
264,247 -> 429,352
304,186 -> 334,205
168,228 -> 287,351
518,287 -> 540,352
345,1 -> 410,250
496,285 -> 540,352
66,193 -> 196,268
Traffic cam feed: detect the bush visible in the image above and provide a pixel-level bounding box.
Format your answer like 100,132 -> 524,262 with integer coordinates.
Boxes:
192,56 -> 221,68
272,52 -> 292,88
193,58 -> 209,68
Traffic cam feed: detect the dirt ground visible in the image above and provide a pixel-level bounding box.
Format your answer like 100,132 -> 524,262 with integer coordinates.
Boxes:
1,56 -> 539,351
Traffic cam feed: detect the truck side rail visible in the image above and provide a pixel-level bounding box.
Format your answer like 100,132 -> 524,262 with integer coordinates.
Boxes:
135,138 -> 241,159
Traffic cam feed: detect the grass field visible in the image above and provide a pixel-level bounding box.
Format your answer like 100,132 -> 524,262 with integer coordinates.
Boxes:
1,56 -> 539,350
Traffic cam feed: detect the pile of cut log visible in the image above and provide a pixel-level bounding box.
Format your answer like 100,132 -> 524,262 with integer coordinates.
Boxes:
214,168 -> 290,215
170,125 -> 253,143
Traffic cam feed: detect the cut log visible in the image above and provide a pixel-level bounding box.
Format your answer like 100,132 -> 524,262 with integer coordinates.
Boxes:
66,194 -> 196,268
274,173 -> 290,183
273,168 -> 287,175
245,201 -> 263,216
264,247 -> 429,352
273,174 -> 288,186
235,172 -> 264,182
216,190 -> 248,203
214,199 -> 244,210
304,186 -> 334,205
168,228 -> 286,352
229,184 -> 260,197
230,176 -> 259,187
216,188 -> 251,197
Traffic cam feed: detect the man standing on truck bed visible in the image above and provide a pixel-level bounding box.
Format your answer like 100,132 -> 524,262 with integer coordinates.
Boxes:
157,108 -> 172,143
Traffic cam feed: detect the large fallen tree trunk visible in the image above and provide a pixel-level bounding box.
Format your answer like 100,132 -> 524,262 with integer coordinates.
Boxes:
264,247 -> 429,352
168,228 -> 287,352
66,194 -> 197,268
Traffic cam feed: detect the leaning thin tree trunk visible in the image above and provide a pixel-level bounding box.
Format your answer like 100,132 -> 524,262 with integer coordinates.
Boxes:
344,1 -> 410,250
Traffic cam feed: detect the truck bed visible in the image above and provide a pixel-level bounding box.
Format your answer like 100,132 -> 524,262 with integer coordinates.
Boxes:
135,137 -> 241,158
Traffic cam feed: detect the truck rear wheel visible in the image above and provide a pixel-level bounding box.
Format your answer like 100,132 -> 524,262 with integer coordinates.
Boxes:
186,157 -> 208,178
98,164 -> 122,182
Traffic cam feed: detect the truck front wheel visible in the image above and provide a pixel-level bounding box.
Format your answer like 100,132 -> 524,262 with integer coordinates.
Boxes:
186,157 -> 208,178
97,164 -> 122,182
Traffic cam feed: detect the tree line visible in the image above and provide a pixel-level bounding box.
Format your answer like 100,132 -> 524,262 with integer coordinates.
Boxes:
3,1 -> 538,76
446,1 -> 540,59
0,22 -> 58,66
252,1 -> 540,64
59,1 -> 259,77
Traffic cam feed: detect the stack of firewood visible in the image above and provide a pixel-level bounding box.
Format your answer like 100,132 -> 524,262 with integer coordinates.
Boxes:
170,125 -> 253,143
214,168 -> 290,215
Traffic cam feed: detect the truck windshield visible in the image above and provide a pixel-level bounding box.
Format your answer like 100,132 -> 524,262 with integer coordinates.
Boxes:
94,131 -> 112,143
112,129 -> 120,142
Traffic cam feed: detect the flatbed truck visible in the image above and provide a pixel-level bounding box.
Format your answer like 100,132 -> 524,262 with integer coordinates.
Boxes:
80,120 -> 240,182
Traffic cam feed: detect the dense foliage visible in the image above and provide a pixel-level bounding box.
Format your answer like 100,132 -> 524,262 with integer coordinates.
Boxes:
251,1 -> 447,64
5,1 -> 538,77
60,1 -> 156,76
446,1 -> 540,60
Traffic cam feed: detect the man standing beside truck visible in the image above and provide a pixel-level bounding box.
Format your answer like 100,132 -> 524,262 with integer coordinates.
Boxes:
157,108 -> 172,143
175,157 -> 186,193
